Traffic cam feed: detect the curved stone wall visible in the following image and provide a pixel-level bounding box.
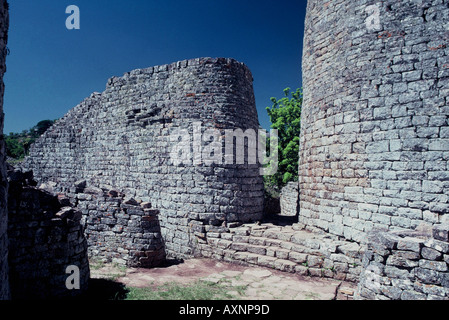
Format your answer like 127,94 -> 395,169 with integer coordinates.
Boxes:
23,57 -> 264,259
299,0 -> 449,243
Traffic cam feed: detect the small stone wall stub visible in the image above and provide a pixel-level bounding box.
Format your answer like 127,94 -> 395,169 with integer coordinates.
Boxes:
356,224 -> 449,300
62,181 -> 166,268
280,181 -> 299,217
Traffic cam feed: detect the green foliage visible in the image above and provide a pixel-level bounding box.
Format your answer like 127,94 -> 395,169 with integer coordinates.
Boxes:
35,120 -> 54,136
264,87 -> 302,190
4,119 -> 56,161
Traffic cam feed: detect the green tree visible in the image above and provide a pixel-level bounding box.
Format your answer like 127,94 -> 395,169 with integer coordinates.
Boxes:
265,87 -> 302,189
34,120 -> 54,136
5,119 -> 56,162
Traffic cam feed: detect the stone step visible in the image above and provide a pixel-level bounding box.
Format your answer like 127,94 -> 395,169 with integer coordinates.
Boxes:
229,232 -> 326,257
203,224 -> 365,282
231,251 -> 298,273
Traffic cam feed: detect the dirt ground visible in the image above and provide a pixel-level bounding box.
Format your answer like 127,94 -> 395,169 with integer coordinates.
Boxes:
89,258 -> 357,300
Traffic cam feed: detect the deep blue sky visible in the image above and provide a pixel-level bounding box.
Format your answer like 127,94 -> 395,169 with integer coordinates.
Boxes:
3,0 -> 306,134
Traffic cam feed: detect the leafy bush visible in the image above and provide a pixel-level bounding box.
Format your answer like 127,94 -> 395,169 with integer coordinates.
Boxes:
264,88 -> 302,190
4,119 -> 56,162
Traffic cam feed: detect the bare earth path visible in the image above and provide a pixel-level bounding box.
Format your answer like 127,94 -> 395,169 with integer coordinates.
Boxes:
90,258 -> 356,300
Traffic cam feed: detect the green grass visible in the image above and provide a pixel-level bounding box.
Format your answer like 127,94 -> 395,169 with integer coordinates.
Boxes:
125,280 -> 247,300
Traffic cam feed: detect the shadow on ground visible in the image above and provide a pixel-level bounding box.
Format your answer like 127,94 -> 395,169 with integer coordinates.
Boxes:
80,278 -> 129,300
80,259 -> 185,300
262,214 -> 298,226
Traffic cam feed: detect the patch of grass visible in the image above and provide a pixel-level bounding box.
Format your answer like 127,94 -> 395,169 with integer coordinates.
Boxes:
125,280 -> 246,300
88,259 -> 127,282
89,258 -> 106,270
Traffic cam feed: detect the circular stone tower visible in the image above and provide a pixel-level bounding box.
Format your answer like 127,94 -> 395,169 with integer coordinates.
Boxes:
299,0 -> 449,243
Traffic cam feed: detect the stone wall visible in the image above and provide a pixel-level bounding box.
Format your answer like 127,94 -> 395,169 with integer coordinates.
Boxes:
299,0 -> 449,243
7,168 -> 89,299
280,181 -> 299,217
356,224 -> 449,300
0,0 -> 8,300
22,57 -> 265,259
64,181 -> 166,267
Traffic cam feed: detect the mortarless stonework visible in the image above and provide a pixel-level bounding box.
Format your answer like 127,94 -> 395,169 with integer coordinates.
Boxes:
7,168 -> 90,299
356,225 -> 449,300
299,0 -> 449,243
0,0 -> 8,300
67,181 -> 166,267
22,57 -> 265,261
280,181 -> 299,217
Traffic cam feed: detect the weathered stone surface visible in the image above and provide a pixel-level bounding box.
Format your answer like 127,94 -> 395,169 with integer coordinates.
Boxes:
299,0 -> 449,244
433,224 -> 449,242
21,57 -> 264,260
357,228 -> 449,300
280,181 -> 299,217
7,168 -> 89,299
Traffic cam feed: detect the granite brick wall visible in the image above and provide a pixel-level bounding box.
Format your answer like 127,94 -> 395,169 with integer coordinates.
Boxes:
356,224 -> 449,300
7,168 -> 89,299
299,0 -> 449,243
0,0 -> 8,300
63,181 -> 166,267
22,57 -> 264,260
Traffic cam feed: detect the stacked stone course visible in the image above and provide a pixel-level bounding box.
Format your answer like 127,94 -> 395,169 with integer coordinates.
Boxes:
299,0 -> 449,242
280,181 -> 299,217
197,223 -> 363,282
356,224 -> 449,300
7,168 -> 89,299
64,180 -> 166,267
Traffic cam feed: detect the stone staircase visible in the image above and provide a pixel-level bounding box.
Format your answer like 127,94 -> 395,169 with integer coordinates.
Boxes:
197,222 -> 365,283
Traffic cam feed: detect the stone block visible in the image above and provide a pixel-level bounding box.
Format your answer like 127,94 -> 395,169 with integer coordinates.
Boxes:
432,224 -> 449,242
421,247 -> 443,261
397,237 -> 424,253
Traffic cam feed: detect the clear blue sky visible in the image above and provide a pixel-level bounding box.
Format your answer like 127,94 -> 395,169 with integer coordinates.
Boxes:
3,0 -> 306,134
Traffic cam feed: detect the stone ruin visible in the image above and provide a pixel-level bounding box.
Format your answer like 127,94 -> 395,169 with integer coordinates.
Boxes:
1,0 -> 449,300
7,166 -> 89,299
21,56 -> 265,266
